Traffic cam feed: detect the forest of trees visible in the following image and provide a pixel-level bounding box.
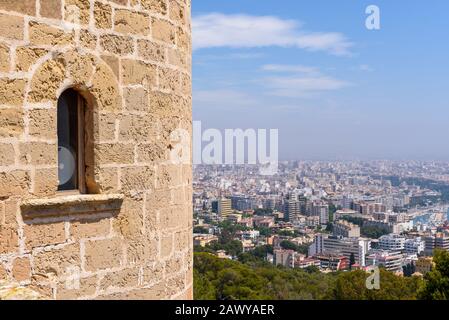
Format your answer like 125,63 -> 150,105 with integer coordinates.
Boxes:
194,250 -> 449,300
418,250 -> 449,299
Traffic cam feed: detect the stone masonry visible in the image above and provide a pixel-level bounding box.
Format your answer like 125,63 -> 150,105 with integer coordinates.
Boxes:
0,0 -> 192,299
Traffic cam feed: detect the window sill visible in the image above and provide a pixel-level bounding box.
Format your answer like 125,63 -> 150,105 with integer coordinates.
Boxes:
21,194 -> 124,220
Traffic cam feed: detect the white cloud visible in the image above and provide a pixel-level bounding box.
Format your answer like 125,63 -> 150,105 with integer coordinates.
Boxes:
229,52 -> 265,60
261,64 -> 320,74
194,89 -> 259,108
260,64 -> 352,97
193,13 -> 353,56
195,52 -> 265,63
264,75 -> 351,97
358,64 -> 374,72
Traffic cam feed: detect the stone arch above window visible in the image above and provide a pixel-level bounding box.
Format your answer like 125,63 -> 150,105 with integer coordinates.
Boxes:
25,50 -> 123,194
26,50 -> 121,112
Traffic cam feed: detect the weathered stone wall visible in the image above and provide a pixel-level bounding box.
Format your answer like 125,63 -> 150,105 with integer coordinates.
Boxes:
0,0 -> 192,300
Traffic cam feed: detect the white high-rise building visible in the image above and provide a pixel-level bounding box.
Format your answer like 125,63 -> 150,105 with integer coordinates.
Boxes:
404,237 -> 425,255
365,250 -> 405,272
309,234 -> 370,266
379,234 -> 405,251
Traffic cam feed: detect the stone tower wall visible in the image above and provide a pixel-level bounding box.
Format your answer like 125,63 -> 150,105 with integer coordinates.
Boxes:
0,0 -> 192,299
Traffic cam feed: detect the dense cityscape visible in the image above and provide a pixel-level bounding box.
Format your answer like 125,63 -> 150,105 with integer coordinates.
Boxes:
192,161 -> 449,296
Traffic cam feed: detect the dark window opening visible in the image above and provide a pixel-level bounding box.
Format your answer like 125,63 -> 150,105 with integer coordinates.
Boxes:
57,89 -> 86,193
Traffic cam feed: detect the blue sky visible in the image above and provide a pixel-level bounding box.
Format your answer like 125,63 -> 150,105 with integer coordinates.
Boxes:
192,0 -> 449,161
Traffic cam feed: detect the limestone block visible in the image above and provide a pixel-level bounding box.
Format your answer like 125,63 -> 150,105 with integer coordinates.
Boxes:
0,143 -> 15,166
136,143 -> 166,163
96,143 -> 135,164
142,262 -> 164,285
123,87 -> 148,112
168,47 -> 190,70
0,44 -> 9,72
12,257 -> 31,282
174,229 -> 190,251
91,62 -> 122,111
83,237 -> 124,272
151,18 -> 176,45
19,142 -> 57,165
23,222 -> 65,250
56,275 -> 97,299
100,34 -> 134,56
165,255 -> 182,274
176,26 -> 191,53
125,234 -> 158,264
114,9 -> 150,36
0,0 -> 36,16
96,112 -> 117,141
0,79 -> 26,106
0,281 -> 47,300
79,29 -> 97,50
120,166 -> 155,192
118,114 -> 160,142
96,167 -> 119,192
141,0 -> 167,15
28,58 -> 65,103
109,0 -> 128,5
0,170 -> 30,197
40,0 -> 62,19
166,272 -> 186,297
64,51 -> 95,82
33,243 -> 81,277
160,234 -> 173,258
33,167 -> 58,197
15,47 -> 48,72
99,267 -> 139,291
0,13 -> 23,40
29,21 -> 74,46
100,55 -> 119,78
28,108 -> 57,139
97,281 -> 166,299
0,264 -> 7,279
94,2 -> 112,30
64,0 -> 90,25
121,59 -> 157,86
0,226 -> 19,254
137,39 -> 166,63
169,0 -> 186,25
158,67 -> 180,92
70,218 -> 111,240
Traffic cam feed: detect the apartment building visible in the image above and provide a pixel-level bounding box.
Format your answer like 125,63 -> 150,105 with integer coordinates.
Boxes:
274,249 -> 296,268
404,237 -> 425,255
333,220 -> 361,238
309,234 -> 370,266
379,234 -> 406,251
424,233 -> 449,256
218,198 -> 233,218
365,250 -> 405,273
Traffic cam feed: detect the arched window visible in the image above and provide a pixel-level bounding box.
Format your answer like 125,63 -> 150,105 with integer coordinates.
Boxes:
57,89 -> 86,193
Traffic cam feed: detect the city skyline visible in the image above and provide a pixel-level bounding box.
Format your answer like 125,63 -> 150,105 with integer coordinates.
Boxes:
193,158 -> 449,292
192,0 -> 449,161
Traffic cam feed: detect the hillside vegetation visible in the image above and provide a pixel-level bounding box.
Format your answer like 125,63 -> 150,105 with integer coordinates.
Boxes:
194,252 -> 427,300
